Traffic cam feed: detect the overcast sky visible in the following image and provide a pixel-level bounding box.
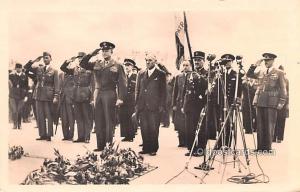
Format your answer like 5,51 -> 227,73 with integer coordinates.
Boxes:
4,0 -> 300,75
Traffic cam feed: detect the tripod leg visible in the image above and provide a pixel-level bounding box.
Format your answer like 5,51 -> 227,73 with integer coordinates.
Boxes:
237,108 -> 251,166
206,107 -> 233,169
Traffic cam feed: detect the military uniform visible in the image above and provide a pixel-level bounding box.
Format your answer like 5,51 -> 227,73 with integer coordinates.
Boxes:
9,65 -> 29,129
25,69 -> 38,126
216,68 -> 242,147
61,60 -> 94,142
172,72 -> 187,146
248,53 -> 287,150
120,72 -> 137,141
80,42 -> 126,150
21,69 -> 32,123
59,61 -> 76,140
183,71 -> 207,154
24,58 -> 59,140
241,77 -> 258,133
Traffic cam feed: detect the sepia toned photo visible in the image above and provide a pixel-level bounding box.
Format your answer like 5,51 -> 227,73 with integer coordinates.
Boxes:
1,0 -> 300,191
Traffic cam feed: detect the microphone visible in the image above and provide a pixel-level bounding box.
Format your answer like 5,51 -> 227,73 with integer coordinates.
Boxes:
207,54 -> 216,62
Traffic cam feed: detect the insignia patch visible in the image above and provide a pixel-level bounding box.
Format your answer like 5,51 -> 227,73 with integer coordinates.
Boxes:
270,73 -> 278,80
110,66 -> 118,72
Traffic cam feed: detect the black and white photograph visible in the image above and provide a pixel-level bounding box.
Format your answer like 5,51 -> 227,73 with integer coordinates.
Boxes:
1,0 -> 299,191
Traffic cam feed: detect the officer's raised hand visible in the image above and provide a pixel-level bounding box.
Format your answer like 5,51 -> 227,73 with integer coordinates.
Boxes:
91,48 -> 101,56
254,59 -> 264,66
33,56 -> 43,63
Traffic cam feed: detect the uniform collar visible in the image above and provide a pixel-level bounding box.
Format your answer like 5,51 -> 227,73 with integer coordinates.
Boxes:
266,66 -> 274,73
127,72 -> 133,78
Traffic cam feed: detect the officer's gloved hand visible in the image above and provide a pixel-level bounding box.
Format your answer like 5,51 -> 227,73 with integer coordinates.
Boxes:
116,99 -> 123,106
53,97 -> 58,104
33,56 -> 43,63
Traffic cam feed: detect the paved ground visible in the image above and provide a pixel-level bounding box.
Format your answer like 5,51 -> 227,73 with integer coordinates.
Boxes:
7,117 -> 296,187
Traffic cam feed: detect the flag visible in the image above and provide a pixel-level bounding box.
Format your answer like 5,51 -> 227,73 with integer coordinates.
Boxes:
175,13 -> 186,70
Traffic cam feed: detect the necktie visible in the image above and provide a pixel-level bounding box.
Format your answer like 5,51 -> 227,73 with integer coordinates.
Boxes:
267,68 -> 269,74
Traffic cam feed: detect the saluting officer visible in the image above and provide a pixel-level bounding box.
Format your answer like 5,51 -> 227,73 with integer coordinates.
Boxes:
24,52 -> 59,141
59,52 -> 83,141
119,58 -> 137,142
80,41 -> 126,151
183,54 -> 207,156
61,52 -> 94,143
172,60 -> 191,147
247,53 -> 287,151
9,63 -> 29,129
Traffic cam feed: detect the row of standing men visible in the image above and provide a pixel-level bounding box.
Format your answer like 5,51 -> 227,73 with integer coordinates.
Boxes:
8,42 -> 289,156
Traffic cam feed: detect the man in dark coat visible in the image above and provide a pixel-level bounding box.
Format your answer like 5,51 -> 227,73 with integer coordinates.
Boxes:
241,76 -> 258,133
24,52 -> 59,141
9,63 -> 29,129
247,53 -> 287,151
134,52 -> 167,156
80,41 -> 126,151
172,60 -> 191,147
119,58 -> 137,142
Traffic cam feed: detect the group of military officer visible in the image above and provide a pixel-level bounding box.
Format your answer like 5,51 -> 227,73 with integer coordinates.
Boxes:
9,41 -> 289,156
172,51 -> 288,156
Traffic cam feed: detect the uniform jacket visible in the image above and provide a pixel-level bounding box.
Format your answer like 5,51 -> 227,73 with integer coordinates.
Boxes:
60,60 -> 94,103
183,71 -> 207,113
135,68 -> 167,113
24,61 -> 59,102
125,73 -> 137,106
9,71 -> 29,100
224,69 -> 242,105
247,65 -> 287,108
197,67 -> 208,78
80,56 -> 126,101
172,73 -> 187,109
59,72 -> 75,104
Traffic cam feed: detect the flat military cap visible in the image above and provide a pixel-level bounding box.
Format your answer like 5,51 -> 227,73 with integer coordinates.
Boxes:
124,58 -> 136,66
193,51 -> 205,59
15,63 -> 22,69
77,52 -> 86,58
134,65 -> 141,71
262,53 -> 277,60
99,41 -> 115,50
43,51 -> 52,58
221,54 -> 235,61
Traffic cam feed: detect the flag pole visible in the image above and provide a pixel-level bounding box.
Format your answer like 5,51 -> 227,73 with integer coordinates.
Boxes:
183,11 -> 194,71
